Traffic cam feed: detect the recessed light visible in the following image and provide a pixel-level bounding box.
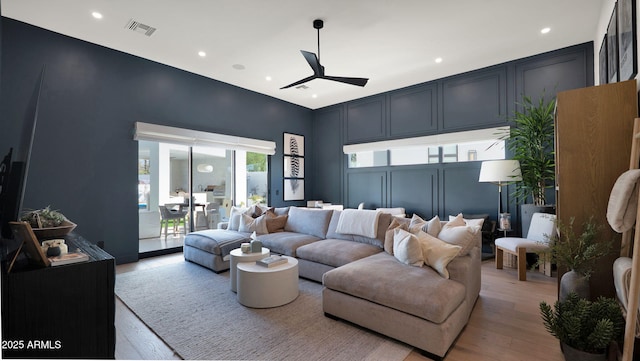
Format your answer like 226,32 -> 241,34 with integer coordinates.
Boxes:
198,51 -> 206,57
435,57 -> 443,63
312,94 -> 318,99
541,27 -> 551,34
265,76 -> 272,81
92,11 -> 103,19
232,64 -> 245,70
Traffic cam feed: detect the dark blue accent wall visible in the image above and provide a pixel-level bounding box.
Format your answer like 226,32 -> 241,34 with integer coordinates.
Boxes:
0,19 -> 312,263
312,42 -> 594,233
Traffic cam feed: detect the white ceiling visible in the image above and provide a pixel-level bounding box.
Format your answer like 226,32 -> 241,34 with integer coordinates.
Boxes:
1,0 -> 605,110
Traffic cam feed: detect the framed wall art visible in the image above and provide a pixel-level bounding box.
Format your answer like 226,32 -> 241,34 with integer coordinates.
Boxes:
607,3 -> 619,83
284,179 -> 305,201
618,0 -> 637,81
599,36 -> 608,85
283,133 -> 304,201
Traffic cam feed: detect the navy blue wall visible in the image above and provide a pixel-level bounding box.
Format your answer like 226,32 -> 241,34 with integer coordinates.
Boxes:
0,19 -> 312,263
312,43 -> 594,233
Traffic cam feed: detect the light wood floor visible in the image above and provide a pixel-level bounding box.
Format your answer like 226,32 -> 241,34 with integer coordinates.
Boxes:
115,254 -> 564,360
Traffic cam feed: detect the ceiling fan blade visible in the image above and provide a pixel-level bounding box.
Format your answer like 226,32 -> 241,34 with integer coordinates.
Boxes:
300,50 -> 322,75
280,75 -> 318,89
322,75 -> 369,87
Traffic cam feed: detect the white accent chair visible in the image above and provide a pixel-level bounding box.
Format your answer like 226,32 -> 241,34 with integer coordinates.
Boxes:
495,212 -> 557,281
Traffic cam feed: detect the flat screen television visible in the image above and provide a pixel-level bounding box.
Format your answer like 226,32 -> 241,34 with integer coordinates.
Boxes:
0,67 -> 45,240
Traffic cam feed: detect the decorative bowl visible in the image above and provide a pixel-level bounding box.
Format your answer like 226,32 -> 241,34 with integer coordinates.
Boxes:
31,220 -> 77,241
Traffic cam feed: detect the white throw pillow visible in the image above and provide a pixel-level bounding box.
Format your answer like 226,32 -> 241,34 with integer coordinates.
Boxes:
420,215 -> 442,237
448,214 -> 484,228
445,213 -> 466,228
393,228 -> 424,267
228,206 -> 249,231
409,214 -> 428,234
415,230 -> 461,279
238,214 -> 269,234
437,224 -> 480,256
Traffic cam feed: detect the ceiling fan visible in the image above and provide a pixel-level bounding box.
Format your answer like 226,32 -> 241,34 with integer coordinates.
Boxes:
281,19 -> 369,89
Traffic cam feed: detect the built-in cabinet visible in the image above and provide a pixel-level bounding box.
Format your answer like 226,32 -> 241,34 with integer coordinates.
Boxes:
555,79 -> 638,298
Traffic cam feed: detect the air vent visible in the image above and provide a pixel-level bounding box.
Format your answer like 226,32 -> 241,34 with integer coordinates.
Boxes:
295,84 -> 309,90
125,19 -> 156,36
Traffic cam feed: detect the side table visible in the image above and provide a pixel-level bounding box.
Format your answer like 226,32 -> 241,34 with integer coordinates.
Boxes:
229,247 -> 269,292
236,256 -> 299,308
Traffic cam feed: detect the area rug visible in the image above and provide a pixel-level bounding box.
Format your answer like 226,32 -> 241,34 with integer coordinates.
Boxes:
115,261 -> 412,360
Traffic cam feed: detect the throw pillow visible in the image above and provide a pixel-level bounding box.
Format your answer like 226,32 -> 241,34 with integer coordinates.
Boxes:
238,214 -> 269,234
265,214 -> 288,233
415,231 -> 461,279
393,228 -> 424,267
384,217 -> 410,255
437,224 -> 480,256
445,213 -> 466,228
420,215 -> 442,237
408,214 -> 428,234
448,214 -> 484,228
228,206 -> 249,231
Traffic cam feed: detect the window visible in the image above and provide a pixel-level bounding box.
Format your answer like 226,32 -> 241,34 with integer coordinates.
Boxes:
345,126 -> 507,168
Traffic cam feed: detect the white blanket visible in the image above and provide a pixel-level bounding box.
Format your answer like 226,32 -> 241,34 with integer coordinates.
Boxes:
613,257 -> 640,337
336,209 -> 381,238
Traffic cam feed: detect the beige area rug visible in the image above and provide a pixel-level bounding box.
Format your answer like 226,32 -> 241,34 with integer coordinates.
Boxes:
115,261 -> 412,360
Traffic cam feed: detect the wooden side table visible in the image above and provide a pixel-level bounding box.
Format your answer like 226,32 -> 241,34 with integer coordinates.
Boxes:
236,256 -> 299,308
229,247 -> 269,292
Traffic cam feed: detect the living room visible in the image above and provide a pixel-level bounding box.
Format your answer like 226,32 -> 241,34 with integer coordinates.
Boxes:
1,0 -> 638,360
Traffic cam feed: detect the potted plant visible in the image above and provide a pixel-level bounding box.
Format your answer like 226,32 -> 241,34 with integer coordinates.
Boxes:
504,94 -> 556,235
540,292 -> 624,360
544,217 -> 613,300
20,206 -> 76,240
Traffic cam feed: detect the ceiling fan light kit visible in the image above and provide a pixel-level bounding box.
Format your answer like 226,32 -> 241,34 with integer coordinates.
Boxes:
281,19 -> 369,90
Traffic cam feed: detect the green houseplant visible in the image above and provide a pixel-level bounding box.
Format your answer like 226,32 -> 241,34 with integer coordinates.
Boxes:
543,217 -> 613,300
506,94 -> 556,206
540,292 -> 624,359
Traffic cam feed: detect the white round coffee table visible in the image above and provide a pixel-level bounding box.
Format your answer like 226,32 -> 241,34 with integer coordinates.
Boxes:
236,256 -> 299,308
229,247 -> 270,293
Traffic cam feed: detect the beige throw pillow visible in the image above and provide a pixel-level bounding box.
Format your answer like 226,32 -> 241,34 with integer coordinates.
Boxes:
393,228 -> 424,267
415,231 -> 461,279
265,214 -> 288,233
437,224 -> 480,256
420,215 -> 442,237
228,206 -> 249,231
384,217 -> 410,254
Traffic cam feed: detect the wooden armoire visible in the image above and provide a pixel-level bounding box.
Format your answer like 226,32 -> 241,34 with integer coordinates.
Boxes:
555,79 -> 638,299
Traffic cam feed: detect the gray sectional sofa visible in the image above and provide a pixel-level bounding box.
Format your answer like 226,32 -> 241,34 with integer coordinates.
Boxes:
183,205 -> 481,359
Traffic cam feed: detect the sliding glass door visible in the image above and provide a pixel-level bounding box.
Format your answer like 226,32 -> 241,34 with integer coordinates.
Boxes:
138,142 -> 269,255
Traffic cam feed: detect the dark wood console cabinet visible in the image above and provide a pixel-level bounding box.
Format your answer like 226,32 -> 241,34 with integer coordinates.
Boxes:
1,234 -> 115,359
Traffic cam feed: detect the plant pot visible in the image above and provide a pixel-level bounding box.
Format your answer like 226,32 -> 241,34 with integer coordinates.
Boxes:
560,269 -> 590,301
561,342 -> 606,361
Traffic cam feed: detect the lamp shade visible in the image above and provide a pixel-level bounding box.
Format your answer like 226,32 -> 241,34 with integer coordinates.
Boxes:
479,160 -> 522,183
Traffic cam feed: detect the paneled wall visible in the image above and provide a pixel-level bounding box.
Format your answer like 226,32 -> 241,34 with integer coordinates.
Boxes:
311,42 -> 594,229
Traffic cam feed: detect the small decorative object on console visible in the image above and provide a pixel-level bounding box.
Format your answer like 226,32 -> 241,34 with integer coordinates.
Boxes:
256,255 -> 288,268
20,206 -> 76,240
240,242 -> 251,253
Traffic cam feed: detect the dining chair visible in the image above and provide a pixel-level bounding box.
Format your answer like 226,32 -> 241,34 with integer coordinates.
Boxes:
159,205 -> 187,240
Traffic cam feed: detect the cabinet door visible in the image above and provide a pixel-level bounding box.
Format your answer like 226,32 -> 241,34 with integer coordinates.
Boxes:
555,79 -> 638,298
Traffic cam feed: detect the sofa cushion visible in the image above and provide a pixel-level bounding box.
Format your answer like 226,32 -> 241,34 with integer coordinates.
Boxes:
257,231 -> 322,257
265,214 -> 288,233
296,239 -> 382,268
184,229 -> 251,256
326,210 -> 391,248
284,207 -> 333,238
323,252 -> 466,324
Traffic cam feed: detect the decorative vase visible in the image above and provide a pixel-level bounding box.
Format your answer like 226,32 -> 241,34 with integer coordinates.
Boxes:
560,270 -> 590,301
561,342 -> 606,361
